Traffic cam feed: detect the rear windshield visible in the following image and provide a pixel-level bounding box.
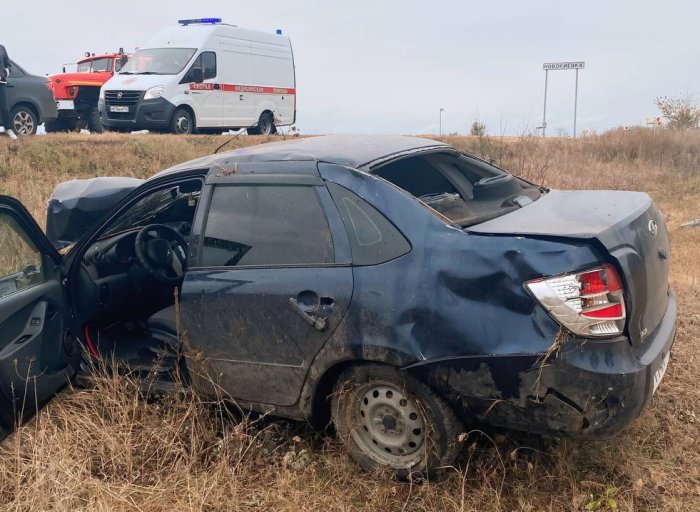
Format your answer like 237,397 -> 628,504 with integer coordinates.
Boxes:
374,151 -> 542,227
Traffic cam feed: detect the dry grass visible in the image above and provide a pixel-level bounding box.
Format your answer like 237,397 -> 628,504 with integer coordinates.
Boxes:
0,130 -> 698,511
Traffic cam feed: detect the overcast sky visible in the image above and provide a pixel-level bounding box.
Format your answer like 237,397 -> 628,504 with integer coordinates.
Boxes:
3,0 -> 697,135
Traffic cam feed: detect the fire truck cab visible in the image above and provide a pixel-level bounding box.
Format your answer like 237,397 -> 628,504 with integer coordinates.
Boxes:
47,51 -> 130,133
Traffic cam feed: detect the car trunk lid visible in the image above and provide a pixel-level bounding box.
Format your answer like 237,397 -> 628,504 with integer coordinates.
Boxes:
468,189 -> 671,345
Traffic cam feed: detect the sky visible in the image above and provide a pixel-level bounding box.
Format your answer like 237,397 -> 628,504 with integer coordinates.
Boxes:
3,0 -> 698,135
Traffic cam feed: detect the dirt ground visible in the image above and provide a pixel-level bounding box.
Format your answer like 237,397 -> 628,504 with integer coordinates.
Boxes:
0,130 -> 698,511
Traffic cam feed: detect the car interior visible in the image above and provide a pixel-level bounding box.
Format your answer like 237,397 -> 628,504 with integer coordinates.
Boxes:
373,151 -> 542,227
72,178 -> 203,379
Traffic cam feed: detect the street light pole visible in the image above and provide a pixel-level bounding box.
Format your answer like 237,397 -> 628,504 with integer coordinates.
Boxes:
439,108 -> 444,136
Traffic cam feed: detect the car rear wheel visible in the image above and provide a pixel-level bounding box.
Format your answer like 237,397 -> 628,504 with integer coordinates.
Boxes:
11,106 -> 38,136
248,112 -> 276,135
170,107 -> 194,135
331,364 -> 462,480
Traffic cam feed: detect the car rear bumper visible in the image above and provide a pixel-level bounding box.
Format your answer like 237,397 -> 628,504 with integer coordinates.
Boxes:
403,290 -> 677,438
98,97 -> 175,131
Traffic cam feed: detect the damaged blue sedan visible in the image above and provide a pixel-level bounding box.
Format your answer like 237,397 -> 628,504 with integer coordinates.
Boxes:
0,135 -> 675,478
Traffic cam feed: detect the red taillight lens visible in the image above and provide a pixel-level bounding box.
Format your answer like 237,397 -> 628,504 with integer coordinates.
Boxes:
580,269 -> 606,295
582,303 -> 623,318
525,264 -> 626,338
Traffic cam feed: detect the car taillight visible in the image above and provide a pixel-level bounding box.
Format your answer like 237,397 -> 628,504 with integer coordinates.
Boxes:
525,264 -> 626,337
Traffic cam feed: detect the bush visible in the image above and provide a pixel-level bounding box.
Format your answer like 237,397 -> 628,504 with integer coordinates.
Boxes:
655,94 -> 700,130
470,119 -> 487,137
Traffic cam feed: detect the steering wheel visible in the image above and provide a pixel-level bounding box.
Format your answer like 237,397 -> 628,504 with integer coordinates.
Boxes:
134,224 -> 188,284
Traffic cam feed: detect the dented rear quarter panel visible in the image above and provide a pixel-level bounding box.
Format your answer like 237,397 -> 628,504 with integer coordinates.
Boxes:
306,164 -> 633,434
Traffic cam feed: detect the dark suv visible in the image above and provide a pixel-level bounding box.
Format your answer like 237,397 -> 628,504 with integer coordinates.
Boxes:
0,136 -> 675,478
6,60 -> 58,135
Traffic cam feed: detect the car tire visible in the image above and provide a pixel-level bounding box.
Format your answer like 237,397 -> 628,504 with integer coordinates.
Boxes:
331,364 -> 463,480
248,112 -> 276,136
85,107 -> 104,134
44,115 -> 78,133
170,107 -> 194,135
11,105 -> 38,136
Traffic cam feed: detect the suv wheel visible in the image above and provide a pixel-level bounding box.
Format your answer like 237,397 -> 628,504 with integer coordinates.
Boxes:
331,364 -> 463,480
11,106 -> 38,136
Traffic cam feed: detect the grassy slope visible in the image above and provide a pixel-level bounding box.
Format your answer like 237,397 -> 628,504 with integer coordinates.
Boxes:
0,131 -> 698,511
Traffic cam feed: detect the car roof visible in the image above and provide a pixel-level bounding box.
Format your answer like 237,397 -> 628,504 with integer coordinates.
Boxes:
153,135 -> 450,179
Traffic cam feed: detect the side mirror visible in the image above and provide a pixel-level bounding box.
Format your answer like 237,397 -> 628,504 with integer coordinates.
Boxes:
192,68 -> 204,84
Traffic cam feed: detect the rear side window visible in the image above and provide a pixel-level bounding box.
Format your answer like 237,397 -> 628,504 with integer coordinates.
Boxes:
327,182 -> 410,266
201,185 -> 334,267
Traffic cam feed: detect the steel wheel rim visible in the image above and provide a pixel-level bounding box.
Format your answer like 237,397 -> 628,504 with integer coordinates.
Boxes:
175,114 -> 191,134
259,116 -> 272,135
351,381 -> 426,468
13,111 -> 34,135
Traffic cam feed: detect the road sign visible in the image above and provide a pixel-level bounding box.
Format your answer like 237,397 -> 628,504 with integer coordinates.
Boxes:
541,61 -> 585,138
543,61 -> 585,70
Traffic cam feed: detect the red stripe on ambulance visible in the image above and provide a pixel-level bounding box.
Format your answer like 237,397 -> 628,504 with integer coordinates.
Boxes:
189,83 -> 295,94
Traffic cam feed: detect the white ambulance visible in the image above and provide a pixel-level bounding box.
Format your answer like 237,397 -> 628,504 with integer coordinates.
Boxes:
98,18 -> 296,135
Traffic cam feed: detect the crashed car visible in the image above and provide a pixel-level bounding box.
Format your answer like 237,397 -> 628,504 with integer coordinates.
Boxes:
0,135 -> 675,477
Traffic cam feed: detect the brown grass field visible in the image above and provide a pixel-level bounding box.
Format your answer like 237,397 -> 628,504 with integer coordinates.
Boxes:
0,129 -> 698,511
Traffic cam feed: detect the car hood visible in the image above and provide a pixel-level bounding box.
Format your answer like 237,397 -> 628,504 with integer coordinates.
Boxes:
49,72 -> 111,87
46,177 -> 144,250
103,73 -> 169,91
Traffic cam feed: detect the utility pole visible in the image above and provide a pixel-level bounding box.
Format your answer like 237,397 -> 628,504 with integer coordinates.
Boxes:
439,108 -> 444,136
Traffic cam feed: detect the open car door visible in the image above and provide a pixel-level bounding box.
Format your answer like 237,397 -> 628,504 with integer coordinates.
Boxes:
0,196 -> 79,438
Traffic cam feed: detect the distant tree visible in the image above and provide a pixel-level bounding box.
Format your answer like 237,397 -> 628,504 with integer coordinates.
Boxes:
654,94 -> 700,130
470,119 -> 487,137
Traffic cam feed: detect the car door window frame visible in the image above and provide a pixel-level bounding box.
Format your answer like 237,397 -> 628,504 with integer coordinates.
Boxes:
180,51 -> 217,84
0,197 -> 64,301
0,212 -> 47,300
62,172 -> 209,271
192,182 -> 350,270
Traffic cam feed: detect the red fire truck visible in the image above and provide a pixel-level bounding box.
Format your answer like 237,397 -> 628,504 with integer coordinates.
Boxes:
46,51 -> 129,133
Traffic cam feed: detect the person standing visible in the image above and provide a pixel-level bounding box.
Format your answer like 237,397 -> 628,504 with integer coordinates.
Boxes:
0,44 -> 17,139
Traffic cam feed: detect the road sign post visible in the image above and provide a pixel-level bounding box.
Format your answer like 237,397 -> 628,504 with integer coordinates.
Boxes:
541,61 -> 585,138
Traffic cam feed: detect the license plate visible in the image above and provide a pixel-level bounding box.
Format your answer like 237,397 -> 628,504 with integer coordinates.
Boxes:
652,351 -> 670,395
110,105 -> 129,113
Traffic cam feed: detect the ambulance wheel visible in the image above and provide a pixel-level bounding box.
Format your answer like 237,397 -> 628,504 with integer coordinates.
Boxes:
170,108 -> 194,135
249,112 -> 276,136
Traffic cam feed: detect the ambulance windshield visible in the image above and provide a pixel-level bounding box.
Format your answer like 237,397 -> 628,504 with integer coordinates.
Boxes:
119,48 -> 196,75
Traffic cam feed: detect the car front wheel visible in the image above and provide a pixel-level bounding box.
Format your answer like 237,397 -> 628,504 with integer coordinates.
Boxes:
11,106 -> 38,136
170,107 -> 194,135
331,364 -> 463,480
